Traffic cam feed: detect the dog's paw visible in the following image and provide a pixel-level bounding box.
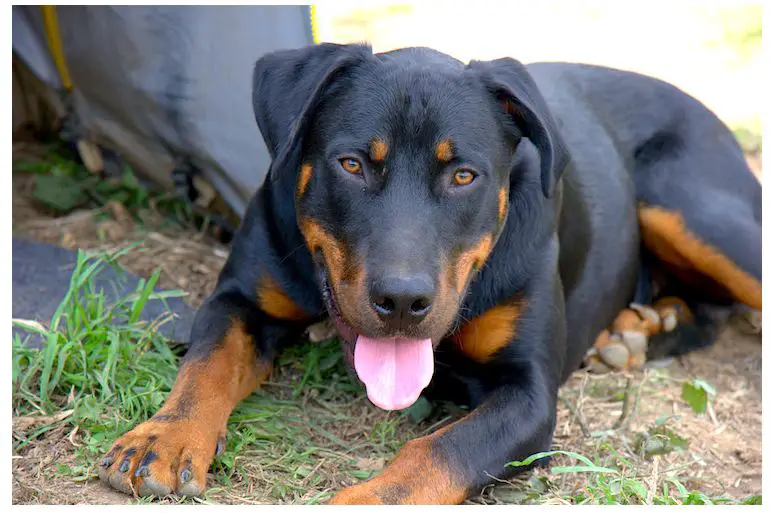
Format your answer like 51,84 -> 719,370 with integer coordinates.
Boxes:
328,485 -> 384,505
97,418 -> 225,497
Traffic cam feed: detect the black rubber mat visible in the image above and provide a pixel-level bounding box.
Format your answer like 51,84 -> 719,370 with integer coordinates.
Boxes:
12,237 -> 196,347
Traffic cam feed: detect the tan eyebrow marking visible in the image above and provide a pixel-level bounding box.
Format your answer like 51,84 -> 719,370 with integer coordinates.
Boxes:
369,138 -> 389,162
435,138 -> 454,163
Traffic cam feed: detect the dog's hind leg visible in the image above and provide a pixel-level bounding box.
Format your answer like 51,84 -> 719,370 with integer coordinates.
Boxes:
585,186 -> 762,375
637,202 -> 761,310
631,126 -> 762,311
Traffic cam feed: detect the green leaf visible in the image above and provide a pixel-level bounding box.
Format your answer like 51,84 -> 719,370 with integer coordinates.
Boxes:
32,174 -> 89,213
621,479 -> 648,499
402,396 -> 433,424
121,166 -> 141,189
666,477 -> 688,498
654,414 -> 679,427
527,475 -> 550,492
13,160 -> 50,174
318,351 -> 341,373
682,379 -> 715,414
506,449 -> 617,474
690,379 -> 716,396
639,425 -> 689,456
551,465 -> 618,475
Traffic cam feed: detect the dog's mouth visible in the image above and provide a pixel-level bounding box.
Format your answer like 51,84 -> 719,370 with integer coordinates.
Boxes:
317,269 -> 434,411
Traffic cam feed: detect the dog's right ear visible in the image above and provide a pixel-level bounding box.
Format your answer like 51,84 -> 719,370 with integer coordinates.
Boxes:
252,43 -> 372,180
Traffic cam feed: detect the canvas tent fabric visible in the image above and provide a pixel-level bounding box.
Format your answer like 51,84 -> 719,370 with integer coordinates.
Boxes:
12,237 -> 197,347
12,5 -> 314,218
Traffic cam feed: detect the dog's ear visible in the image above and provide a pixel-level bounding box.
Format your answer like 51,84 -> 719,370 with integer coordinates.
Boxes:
468,58 -> 570,198
253,43 -> 372,180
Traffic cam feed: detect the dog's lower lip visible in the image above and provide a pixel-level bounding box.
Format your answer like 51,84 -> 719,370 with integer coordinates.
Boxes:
318,271 -> 356,344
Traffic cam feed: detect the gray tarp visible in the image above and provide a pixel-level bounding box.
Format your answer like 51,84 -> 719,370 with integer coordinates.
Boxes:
12,5 -> 313,217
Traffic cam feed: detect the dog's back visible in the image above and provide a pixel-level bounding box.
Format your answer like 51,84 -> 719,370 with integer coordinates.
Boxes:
529,62 -> 758,202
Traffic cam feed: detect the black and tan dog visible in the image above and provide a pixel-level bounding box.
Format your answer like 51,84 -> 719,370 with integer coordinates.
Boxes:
98,43 -> 762,504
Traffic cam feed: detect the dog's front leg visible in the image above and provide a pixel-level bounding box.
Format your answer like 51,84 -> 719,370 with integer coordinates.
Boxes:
329,256 -> 567,506
329,375 -> 558,504
330,279 -> 565,504
97,287 -> 307,497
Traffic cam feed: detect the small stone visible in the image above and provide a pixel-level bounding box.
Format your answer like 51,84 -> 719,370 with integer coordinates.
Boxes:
307,320 -> 337,342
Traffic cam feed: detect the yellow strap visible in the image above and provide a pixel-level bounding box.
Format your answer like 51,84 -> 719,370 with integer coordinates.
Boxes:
41,5 -> 74,91
309,5 -> 320,44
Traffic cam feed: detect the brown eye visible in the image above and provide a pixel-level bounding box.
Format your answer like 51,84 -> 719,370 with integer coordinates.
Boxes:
452,169 -> 476,186
339,158 -> 362,175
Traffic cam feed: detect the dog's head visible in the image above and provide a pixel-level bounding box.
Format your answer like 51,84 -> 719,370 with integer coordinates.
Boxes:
253,44 -> 568,409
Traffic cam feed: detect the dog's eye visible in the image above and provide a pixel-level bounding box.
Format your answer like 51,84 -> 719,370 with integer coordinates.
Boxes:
339,158 -> 363,175
452,169 -> 477,187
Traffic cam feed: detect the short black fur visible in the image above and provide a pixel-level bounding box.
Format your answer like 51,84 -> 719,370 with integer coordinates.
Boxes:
160,44 -> 762,503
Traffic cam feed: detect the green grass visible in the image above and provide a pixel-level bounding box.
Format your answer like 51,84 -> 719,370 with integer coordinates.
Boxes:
12,250 -> 761,505
505,447 -> 761,505
12,247 -> 184,460
11,248 -> 418,504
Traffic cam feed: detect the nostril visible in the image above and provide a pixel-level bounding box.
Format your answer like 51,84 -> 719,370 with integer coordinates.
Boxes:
409,298 -> 432,317
370,274 -> 436,321
372,296 -> 395,316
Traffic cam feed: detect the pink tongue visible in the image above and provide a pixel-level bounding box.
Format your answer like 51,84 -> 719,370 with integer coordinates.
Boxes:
354,335 -> 434,411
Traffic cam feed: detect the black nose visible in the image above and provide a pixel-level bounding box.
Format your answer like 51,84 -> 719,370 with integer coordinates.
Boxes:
370,274 -> 435,324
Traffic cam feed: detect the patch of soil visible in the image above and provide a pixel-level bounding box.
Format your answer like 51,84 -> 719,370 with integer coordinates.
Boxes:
561,326 -> 761,498
11,144 -> 762,503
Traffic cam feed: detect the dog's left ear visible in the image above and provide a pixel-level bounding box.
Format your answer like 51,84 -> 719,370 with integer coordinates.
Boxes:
468,58 -> 570,198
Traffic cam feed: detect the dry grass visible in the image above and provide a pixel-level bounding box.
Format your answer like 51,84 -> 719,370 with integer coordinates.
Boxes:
11,144 -> 762,504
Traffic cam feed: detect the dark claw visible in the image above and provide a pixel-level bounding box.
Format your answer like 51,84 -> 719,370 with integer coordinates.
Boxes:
215,436 -> 226,457
101,445 -> 122,468
140,451 -> 157,466
134,451 -> 157,478
119,459 -> 130,473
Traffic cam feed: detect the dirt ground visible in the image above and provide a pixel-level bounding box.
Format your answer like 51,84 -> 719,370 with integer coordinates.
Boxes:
11,143 -> 762,504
